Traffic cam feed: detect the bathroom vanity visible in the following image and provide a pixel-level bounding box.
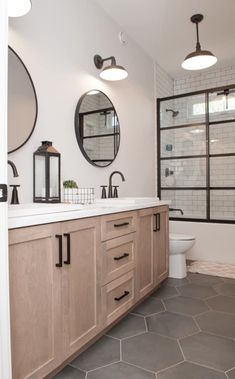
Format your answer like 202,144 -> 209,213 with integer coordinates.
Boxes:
8,199 -> 169,379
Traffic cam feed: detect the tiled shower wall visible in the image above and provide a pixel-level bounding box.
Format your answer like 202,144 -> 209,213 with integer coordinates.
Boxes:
156,63 -> 235,220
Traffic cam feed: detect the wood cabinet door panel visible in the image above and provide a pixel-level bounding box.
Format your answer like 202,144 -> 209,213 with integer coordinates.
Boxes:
136,208 -> 154,299
9,224 -> 62,379
62,218 -> 101,356
154,209 -> 169,284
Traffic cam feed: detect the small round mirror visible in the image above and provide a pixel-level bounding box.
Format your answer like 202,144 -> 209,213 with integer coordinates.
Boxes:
8,46 -> 38,154
75,90 -> 120,167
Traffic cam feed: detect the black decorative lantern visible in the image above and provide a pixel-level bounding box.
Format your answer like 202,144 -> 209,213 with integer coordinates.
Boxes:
33,141 -> 61,203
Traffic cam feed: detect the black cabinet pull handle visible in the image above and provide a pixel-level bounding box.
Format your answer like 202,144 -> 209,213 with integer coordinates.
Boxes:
114,290 -> 130,301
153,213 -> 161,232
114,222 -> 129,228
55,235 -> 63,267
114,253 -> 129,261
63,233 -> 71,264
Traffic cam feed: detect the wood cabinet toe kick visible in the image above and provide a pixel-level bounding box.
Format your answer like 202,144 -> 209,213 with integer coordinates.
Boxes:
9,205 -> 169,379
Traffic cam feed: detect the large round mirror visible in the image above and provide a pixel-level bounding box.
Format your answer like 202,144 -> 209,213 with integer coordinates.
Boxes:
8,46 -> 38,153
75,90 -> 120,167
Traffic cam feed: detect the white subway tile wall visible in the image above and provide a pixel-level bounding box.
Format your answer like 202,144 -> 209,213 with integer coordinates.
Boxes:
174,65 -> 235,95
156,63 -> 235,220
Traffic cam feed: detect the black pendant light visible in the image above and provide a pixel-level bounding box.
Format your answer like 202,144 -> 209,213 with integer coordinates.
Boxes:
182,14 -> 217,70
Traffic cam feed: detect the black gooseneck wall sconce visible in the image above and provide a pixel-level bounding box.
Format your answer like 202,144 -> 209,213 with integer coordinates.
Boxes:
182,14 -> 217,71
94,54 -> 128,81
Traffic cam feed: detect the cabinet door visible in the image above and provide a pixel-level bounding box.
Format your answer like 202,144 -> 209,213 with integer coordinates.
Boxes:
9,224 -> 63,379
136,208 -> 154,299
153,207 -> 169,285
62,218 -> 101,357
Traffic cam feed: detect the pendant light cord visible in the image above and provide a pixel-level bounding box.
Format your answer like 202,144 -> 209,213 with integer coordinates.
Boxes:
195,22 -> 201,51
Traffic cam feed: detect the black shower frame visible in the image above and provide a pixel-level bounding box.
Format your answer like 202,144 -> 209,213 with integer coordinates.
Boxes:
157,83 -> 235,224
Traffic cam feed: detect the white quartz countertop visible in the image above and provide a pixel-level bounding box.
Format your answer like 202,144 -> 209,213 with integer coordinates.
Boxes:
8,197 -> 170,229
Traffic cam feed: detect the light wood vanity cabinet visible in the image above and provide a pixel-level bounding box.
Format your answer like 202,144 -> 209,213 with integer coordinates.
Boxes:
9,218 -> 101,379
9,206 -> 169,379
136,205 -> 169,299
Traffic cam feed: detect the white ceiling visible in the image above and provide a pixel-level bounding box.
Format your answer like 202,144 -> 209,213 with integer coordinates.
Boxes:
94,0 -> 235,78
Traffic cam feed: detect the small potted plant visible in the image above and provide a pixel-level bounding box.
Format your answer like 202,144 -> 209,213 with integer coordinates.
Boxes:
63,180 -> 78,203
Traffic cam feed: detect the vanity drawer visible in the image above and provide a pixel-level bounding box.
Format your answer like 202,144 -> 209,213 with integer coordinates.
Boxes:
102,234 -> 135,284
101,270 -> 135,326
101,211 -> 137,241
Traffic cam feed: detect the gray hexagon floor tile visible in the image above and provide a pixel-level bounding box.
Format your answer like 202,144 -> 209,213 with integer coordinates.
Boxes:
106,314 -> 146,339
70,336 -> 120,371
214,283 -> 235,297
146,311 -> 198,339
222,278 -> 235,284
227,368 -> 235,379
188,273 -> 223,286
87,362 -> 155,379
164,277 -> 189,287
179,283 -> 217,299
157,361 -> 227,379
207,295 -> 235,314
196,311 -> 235,339
180,332 -> 235,371
132,297 -> 164,316
53,366 -> 85,379
164,295 -> 209,316
151,284 -> 179,300
122,332 -> 183,372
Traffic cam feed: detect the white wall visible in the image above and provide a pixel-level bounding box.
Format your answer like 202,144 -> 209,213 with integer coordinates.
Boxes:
8,0 -> 155,203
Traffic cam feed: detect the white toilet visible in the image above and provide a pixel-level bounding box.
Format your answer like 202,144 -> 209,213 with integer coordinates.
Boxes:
169,233 -> 196,279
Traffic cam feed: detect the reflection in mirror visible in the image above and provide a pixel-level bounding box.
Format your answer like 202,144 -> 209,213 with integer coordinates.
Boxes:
8,46 -> 38,153
75,90 -> 120,167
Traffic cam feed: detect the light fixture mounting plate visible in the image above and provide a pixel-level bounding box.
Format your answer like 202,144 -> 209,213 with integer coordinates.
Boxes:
191,14 -> 203,24
94,55 -> 103,69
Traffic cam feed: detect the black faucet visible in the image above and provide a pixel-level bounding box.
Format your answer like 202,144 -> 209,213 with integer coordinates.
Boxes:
8,160 -> 19,177
108,171 -> 125,198
8,160 -> 20,204
169,208 -> 184,215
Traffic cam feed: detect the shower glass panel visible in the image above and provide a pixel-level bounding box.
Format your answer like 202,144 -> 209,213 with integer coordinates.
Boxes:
161,125 -> 206,157
210,123 -> 235,154
161,158 -> 206,188
161,190 -> 207,219
210,156 -> 235,187
210,190 -> 235,221
209,91 -> 235,123
160,94 -> 206,128
158,83 -> 235,223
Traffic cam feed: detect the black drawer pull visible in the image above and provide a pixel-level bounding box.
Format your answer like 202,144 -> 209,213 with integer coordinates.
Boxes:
114,290 -> 130,301
114,222 -> 129,228
153,213 -> 160,232
63,233 -> 71,265
114,253 -> 129,261
55,235 -> 63,267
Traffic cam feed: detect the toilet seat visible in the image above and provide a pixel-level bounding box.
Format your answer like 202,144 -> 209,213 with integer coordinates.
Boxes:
170,233 -> 195,241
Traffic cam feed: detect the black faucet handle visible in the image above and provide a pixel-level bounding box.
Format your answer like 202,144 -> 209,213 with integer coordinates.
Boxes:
10,185 -> 20,205
113,186 -> 119,198
100,185 -> 107,199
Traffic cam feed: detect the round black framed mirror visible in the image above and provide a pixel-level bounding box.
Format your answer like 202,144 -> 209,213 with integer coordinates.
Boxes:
74,90 -> 120,167
8,46 -> 38,154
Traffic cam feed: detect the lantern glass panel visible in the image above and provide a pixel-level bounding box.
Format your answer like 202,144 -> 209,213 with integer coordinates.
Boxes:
49,156 -> 59,198
35,155 -> 46,198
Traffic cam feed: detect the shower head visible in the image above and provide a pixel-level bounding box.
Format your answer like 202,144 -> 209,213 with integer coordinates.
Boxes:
166,109 -> 179,117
